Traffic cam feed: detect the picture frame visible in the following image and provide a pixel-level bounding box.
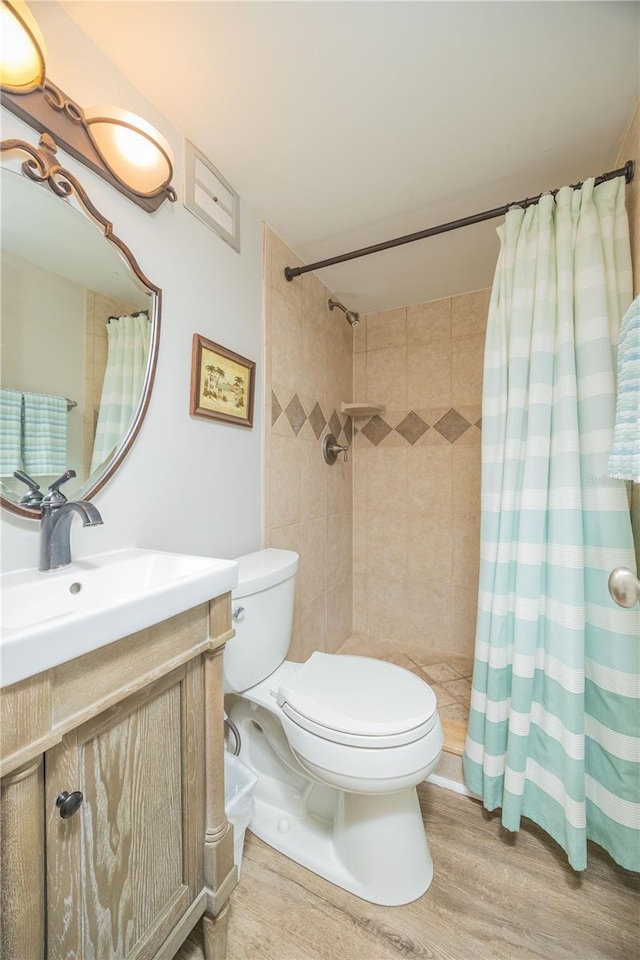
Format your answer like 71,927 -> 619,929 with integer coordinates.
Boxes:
190,334 -> 255,428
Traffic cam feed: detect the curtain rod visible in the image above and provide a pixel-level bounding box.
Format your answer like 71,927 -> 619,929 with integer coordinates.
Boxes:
284,160 -> 635,282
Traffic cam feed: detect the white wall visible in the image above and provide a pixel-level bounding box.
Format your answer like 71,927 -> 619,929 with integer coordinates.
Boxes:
1,1 -> 264,571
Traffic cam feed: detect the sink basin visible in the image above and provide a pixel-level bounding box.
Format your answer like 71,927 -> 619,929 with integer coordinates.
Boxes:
0,548 -> 238,688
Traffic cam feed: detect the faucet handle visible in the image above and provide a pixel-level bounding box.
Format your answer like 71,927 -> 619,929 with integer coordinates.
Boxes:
45,469 -> 77,505
13,470 -> 44,507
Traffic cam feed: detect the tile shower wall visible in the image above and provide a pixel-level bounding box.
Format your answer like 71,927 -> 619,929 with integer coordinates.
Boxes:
264,227 -> 353,659
352,289 -> 490,657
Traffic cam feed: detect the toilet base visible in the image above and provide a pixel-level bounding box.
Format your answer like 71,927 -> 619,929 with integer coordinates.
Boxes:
233,707 -> 434,906
250,783 -> 433,906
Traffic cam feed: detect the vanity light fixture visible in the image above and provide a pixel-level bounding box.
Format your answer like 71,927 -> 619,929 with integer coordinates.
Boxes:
84,106 -> 174,198
0,0 -> 46,93
0,0 -> 176,211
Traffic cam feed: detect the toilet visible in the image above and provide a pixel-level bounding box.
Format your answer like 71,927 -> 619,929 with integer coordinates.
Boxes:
225,548 -> 443,906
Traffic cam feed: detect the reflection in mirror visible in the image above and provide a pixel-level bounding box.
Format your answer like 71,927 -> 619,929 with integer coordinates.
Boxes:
0,156 -> 158,516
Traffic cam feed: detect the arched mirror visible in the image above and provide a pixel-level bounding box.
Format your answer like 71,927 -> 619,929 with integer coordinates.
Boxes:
0,135 -> 160,519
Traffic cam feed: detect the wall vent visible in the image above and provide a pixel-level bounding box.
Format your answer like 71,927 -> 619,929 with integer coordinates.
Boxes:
184,140 -> 240,252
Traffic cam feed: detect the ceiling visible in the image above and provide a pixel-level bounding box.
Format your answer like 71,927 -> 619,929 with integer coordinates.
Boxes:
59,1 -> 639,313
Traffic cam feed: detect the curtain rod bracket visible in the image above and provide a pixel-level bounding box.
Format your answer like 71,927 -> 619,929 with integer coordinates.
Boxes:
284,161 -> 635,283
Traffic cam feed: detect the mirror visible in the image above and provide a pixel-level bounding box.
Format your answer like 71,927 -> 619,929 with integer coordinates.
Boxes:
0,137 -> 160,518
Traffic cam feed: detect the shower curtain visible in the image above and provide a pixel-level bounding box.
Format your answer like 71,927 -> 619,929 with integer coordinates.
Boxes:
463,176 -> 640,872
90,314 -> 150,473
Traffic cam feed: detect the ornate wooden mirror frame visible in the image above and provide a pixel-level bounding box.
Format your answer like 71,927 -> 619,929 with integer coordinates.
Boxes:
1,133 -> 161,519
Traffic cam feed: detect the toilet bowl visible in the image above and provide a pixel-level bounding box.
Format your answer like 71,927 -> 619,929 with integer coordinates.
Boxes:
224,548 -> 443,906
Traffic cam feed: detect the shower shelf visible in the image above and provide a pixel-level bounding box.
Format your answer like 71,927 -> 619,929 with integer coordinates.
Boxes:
341,402 -> 386,418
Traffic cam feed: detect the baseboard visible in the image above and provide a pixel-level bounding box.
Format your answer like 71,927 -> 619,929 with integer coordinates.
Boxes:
427,772 -> 476,798
426,750 -> 480,799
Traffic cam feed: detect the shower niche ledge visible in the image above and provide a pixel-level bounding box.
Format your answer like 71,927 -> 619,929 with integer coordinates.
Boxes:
341,402 -> 386,417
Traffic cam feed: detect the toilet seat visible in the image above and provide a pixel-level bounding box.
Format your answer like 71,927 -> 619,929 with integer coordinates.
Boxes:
281,702 -> 437,748
242,654 -> 443,793
277,652 -> 437,748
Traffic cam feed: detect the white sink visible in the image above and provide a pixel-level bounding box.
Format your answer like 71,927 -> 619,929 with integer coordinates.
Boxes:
0,548 -> 238,688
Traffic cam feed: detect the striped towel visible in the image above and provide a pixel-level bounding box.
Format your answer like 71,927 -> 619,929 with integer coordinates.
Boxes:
608,294 -> 640,483
0,388 -> 23,476
22,392 -> 68,475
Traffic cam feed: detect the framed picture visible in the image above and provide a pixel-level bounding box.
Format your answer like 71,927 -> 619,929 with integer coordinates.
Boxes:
190,334 -> 255,427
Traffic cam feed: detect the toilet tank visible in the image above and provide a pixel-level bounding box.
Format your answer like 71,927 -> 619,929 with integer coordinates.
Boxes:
224,549 -> 299,693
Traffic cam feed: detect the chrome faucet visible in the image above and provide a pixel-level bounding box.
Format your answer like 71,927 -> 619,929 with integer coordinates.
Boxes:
39,470 -> 103,571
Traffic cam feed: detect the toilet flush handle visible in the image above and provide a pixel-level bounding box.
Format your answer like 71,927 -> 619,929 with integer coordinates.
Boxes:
233,606 -> 246,622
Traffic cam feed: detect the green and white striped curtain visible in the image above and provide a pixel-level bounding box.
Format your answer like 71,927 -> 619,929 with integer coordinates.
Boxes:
90,314 -> 150,474
463,176 -> 640,872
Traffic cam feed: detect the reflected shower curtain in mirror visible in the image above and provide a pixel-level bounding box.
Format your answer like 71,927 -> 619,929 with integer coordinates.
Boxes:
463,176 -> 640,871
90,314 -> 150,473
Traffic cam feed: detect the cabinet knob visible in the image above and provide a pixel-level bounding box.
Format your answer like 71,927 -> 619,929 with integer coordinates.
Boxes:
56,790 -> 83,819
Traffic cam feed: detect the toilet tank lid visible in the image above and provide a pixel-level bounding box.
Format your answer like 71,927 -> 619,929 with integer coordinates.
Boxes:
233,548 -> 299,598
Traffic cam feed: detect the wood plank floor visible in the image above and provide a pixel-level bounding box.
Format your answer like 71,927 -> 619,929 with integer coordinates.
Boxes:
176,784 -> 639,960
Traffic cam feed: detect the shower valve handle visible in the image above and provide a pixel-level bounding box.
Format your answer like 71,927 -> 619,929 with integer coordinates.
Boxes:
331,444 -> 348,463
322,435 -> 348,464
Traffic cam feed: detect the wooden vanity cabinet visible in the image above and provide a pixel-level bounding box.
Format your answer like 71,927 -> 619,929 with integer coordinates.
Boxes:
45,663 -> 200,959
0,595 -> 237,960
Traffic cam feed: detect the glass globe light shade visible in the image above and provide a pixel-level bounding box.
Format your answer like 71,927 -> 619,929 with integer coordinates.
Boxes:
84,106 -> 174,197
0,0 -> 47,93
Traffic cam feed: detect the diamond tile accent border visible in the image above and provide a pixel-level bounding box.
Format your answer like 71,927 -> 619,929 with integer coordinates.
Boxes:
271,390 -> 283,427
352,406 -> 479,446
434,408 -> 471,443
285,394 -> 307,436
308,401 -> 326,440
328,410 -> 342,438
269,386 -> 483,447
395,411 -> 429,445
361,415 -> 393,446
270,387 -> 353,448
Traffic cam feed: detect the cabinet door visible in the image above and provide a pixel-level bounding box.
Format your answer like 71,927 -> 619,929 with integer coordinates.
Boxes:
45,663 -> 204,960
